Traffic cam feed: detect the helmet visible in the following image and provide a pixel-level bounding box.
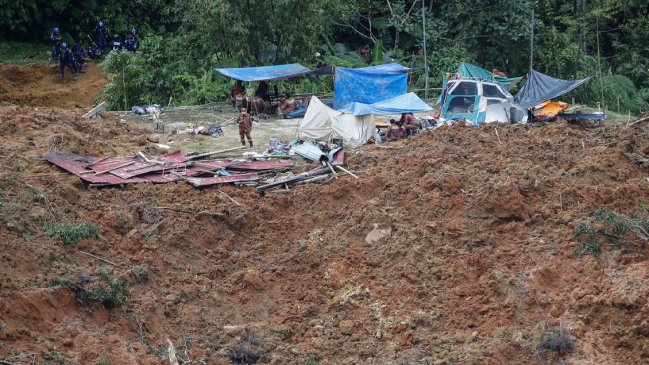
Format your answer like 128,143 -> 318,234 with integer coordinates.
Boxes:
54,27 -> 60,33
131,28 -> 136,35
61,42 -> 67,49
98,21 -> 103,27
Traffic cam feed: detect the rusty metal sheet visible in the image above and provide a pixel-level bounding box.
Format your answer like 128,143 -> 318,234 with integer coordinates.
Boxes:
227,160 -> 295,171
111,161 -> 191,179
47,156 -> 150,185
186,173 -> 259,187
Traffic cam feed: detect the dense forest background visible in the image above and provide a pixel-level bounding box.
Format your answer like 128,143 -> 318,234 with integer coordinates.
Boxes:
1,0 -> 647,113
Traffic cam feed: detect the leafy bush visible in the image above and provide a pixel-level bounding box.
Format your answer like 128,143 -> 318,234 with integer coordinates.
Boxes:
43,222 -> 99,245
574,208 -> 649,255
92,278 -> 131,309
132,266 -> 150,283
536,327 -> 575,358
47,277 -> 73,288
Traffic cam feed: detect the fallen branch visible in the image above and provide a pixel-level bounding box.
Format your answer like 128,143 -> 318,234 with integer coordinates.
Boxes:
325,161 -> 338,179
79,250 -> 122,267
625,115 -> 649,130
144,217 -> 169,237
138,151 -> 165,165
218,190 -> 241,206
495,127 -> 502,144
335,165 -> 359,179
86,156 -> 112,166
167,338 -> 180,365
188,146 -> 247,160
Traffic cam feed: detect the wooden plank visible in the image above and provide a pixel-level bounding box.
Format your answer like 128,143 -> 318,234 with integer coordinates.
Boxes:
82,101 -> 107,119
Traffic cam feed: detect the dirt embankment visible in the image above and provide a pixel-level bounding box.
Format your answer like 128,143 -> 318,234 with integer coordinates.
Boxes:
0,63 -> 107,108
1,105 -> 649,364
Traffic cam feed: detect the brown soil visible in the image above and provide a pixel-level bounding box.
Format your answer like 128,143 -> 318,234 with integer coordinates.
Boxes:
1,102 -> 649,365
0,63 -> 107,108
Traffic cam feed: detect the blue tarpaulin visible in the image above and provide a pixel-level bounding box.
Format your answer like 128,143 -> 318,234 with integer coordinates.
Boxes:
215,63 -> 311,82
338,92 -> 432,116
334,62 -> 410,109
514,70 -> 591,108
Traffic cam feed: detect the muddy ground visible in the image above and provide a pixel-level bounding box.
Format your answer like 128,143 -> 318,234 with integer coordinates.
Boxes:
1,64 -> 649,365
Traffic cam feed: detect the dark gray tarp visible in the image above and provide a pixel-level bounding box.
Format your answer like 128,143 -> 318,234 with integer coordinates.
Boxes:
514,70 -> 591,108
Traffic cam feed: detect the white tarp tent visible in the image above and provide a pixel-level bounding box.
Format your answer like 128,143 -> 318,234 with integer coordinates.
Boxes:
298,96 -> 375,149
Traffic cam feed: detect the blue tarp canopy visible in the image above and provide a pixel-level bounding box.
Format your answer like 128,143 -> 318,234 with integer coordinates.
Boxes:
514,70 -> 591,108
215,63 -> 311,82
338,92 -> 432,116
334,62 -> 410,109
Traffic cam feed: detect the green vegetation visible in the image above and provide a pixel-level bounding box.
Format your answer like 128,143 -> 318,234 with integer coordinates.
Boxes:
132,265 -> 150,283
0,41 -> 48,64
1,0 -> 647,113
47,277 -> 74,288
46,270 -> 130,309
43,222 -> 99,245
93,267 -> 132,308
574,208 -> 649,255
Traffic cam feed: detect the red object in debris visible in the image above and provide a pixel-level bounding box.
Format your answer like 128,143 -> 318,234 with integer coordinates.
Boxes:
330,150 -> 345,166
47,156 -> 154,185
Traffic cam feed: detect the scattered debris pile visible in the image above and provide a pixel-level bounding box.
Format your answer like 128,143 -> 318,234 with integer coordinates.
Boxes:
47,142 -> 351,191
47,148 -> 294,188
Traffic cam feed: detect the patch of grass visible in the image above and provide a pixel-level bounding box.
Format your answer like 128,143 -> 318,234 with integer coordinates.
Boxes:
574,207 -> 649,255
40,351 -> 71,365
536,327 -> 575,358
304,359 -> 320,365
92,278 -> 130,309
97,361 -> 112,365
96,267 -> 113,281
43,222 -> 100,245
46,272 -> 130,310
47,277 -> 74,288
131,265 -> 150,283
0,41 -> 49,64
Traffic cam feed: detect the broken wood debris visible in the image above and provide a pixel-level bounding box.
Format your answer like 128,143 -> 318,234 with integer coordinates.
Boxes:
47,141 -> 358,192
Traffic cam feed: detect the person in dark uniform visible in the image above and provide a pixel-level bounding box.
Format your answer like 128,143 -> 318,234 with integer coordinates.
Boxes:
92,21 -> 107,50
71,42 -> 86,72
58,43 -> 78,81
124,28 -> 138,52
50,27 -> 62,60
255,81 -> 270,102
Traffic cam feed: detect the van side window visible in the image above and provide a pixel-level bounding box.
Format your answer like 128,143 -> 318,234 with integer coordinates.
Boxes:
483,84 -> 506,98
449,82 -> 477,95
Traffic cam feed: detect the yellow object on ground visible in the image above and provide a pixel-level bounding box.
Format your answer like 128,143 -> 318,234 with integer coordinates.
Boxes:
535,101 -> 569,117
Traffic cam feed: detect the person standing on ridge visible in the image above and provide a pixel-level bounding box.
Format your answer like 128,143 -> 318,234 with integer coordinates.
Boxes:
50,27 -> 62,61
237,107 -> 254,148
58,42 -> 78,81
92,21 -> 107,50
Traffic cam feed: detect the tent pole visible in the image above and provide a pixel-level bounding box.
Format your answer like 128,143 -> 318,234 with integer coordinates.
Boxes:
529,9 -> 535,72
422,0 -> 429,102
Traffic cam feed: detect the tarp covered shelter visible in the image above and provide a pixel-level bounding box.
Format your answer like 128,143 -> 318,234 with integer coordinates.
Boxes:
334,62 -> 410,109
338,92 -> 432,116
215,63 -> 311,82
298,96 -> 375,149
514,70 -> 591,108
457,62 -> 522,90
